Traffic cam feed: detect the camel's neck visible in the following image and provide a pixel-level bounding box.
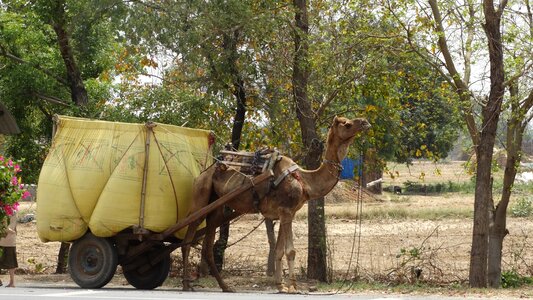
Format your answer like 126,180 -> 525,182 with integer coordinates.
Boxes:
299,135 -> 349,200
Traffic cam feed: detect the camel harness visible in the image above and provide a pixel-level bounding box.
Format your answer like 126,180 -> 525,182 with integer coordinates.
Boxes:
215,147 -> 301,212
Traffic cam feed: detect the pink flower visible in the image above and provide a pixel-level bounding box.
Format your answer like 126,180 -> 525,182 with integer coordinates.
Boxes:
7,159 -> 13,167
12,202 -> 19,210
0,156 -> 4,162
11,176 -> 18,186
14,164 -> 21,173
22,191 -> 31,199
4,205 -> 13,216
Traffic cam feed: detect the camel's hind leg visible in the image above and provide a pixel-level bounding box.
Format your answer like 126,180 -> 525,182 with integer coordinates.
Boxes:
202,207 -> 235,292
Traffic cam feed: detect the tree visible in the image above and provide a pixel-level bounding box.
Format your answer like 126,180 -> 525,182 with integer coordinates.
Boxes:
1,0 -> 127,274
291,0 -> 329,281
0,0 -> 123,180
385,0 -> 533,287
119,0 -> 290,272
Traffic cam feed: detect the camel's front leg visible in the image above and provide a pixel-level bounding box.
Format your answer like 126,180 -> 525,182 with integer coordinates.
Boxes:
182,168 -> 214,291
181,219 -> 202,291
285,225 -> 297,292
281,211 -> 297,293
275,209 -> 298,293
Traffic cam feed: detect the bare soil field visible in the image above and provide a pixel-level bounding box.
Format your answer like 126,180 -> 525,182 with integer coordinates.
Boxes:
8,161 -> 533,297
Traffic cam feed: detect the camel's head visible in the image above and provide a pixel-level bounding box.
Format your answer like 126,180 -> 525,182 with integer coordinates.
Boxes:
326,117 -> 370,161
330,116 -> 371,142
327,116 -> 371,160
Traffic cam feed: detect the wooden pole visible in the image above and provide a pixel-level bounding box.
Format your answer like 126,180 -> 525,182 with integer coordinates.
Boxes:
156,170 -> 273,240
137,122 -> 156,235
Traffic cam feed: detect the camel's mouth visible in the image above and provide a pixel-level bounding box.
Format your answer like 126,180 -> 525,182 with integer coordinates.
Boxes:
354,120 -> 371,133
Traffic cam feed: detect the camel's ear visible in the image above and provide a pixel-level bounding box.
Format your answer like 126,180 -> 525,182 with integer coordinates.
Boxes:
333,116 -> 346,126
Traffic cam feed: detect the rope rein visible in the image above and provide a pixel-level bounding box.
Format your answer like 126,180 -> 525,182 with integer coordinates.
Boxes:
226,218 -> 266,248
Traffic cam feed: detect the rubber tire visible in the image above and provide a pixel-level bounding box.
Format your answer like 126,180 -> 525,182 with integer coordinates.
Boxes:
123,247 -> 171,290
68,233 -> 118,289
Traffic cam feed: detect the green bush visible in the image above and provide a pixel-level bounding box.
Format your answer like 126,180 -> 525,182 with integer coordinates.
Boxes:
501,270 -> 533,288
401,180 -> 474,194
510,196 -> 533,217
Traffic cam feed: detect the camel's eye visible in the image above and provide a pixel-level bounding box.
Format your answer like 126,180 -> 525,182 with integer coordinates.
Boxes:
343,123 -> 352,129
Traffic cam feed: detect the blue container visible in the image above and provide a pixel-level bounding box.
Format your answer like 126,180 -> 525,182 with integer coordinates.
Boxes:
340,157 -> 361,179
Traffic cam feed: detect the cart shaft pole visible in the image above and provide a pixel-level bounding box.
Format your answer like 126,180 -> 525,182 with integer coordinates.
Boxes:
157,170 -> 274,239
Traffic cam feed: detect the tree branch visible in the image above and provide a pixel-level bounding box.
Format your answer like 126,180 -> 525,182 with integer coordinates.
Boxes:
36,102 -> 53,119
384,1 -> 454,86
462,0 -> 476,86
498,0 -> 509,17
0,46 -> 69,86
33,92 -> 70,107
521,88 -> 533,115
503,61 -> 533,87
428,0 -> 480,146
315,62 -> 366,118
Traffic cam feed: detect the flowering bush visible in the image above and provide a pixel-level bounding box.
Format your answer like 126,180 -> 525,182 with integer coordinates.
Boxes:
0,156 -> 30,236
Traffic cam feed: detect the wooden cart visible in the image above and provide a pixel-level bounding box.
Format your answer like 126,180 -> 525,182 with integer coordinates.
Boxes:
67,169 -> 273,290
38,116 -> 277,290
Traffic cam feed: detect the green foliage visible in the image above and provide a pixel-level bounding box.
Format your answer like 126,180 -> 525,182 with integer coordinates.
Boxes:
357,207 -> 472,220
401,180 -> 474,194
27,257 -> 46,274
0,0 -> 128,181
501,270 -> 533,288
397,247 -> 421,259
510,196 -> 533,218
0,0 -> 477,181
396,67 -> 461,162
311,1 -> 462,163
117,0 -> 291,150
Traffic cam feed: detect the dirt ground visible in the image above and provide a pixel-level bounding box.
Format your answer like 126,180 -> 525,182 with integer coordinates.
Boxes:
8,161 -> 533,296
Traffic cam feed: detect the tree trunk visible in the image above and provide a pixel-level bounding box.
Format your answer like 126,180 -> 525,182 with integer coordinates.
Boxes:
469,0 -> 506,287
488,83 -> 526,287
51,0 -> 88,106
55,242 -> 70,274
488,148 -> 516,287
212,29 -> 247,270
307,196 -> 328,281
213,216 -> 230,272
362,149 -> 383,194
488,232 -> 504,287
50,1 -> 90,272
291,0 -> 328,282
469,146 -> 493,287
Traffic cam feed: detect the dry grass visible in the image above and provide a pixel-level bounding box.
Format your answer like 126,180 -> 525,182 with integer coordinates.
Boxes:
384,160 -> 473,185
295,202 -> 473,221
14,160 -> 533,295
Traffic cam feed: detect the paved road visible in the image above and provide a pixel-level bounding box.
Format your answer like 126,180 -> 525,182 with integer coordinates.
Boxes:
0,285 -> 520,300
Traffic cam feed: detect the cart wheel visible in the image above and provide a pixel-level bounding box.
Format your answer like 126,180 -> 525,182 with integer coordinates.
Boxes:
68,233 -> 118,289
123,246 -> 171,290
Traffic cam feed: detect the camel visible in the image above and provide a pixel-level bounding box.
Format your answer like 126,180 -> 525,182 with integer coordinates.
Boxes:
181,116 -> 371,293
